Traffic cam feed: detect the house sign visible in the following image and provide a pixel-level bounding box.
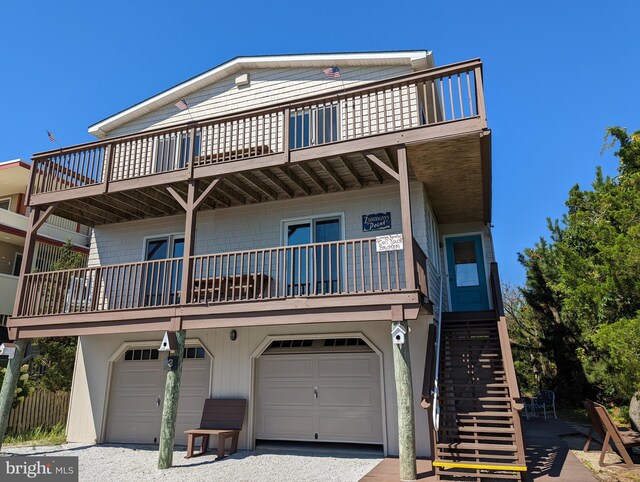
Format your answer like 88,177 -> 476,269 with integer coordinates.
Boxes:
362,212 -> 391,232
376,234 -> 403,252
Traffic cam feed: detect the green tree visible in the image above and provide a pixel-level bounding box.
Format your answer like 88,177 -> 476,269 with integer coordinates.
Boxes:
518,127 -> 640,404
30,240 -> 84,392
0,365 -> 34,408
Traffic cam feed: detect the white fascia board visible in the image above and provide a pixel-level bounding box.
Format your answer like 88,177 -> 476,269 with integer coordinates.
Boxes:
88,51 -> 432,139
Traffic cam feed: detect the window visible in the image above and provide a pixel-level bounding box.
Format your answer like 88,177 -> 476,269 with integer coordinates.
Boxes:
0,198 -> 10,211
289,103 -> 339,149
124,346 -> 205,361
153,132 -> 200,174
143,235 -> 184,306
283,215 -> 342,295
12,253 -> 22,277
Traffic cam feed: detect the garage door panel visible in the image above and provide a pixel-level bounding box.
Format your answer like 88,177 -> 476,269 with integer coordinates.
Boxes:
319,413 -> 382,442
259,385 -> 314,407
259,411 -> 314,437
110,393 -> 159,412
107,420 -> 159,444
317,356 -> 378,380
117,367 -> 163,387
317,386 -> 377,408
259,358 -> 313,378
180,363 -> 210,387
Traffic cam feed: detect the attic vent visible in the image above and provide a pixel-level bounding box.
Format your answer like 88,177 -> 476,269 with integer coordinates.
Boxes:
323,338 -> 368,347
269,339 -> 314,349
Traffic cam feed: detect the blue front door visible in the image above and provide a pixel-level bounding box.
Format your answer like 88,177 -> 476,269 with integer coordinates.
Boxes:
446,235 -> 489,311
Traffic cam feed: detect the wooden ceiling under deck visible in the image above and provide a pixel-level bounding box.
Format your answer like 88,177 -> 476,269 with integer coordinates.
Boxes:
410,130 -> 491,224
49,131 -> 491,228
51,147 -> 405,227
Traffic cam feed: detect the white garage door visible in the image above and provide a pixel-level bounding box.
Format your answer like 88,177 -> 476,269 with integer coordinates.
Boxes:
106,346 -> 211,445
256,342 -> 382,444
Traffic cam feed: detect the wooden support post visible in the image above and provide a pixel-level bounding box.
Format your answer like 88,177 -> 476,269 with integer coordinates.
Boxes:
13,206 -> 54,317
392,305 -> 417,482
397,146 -> 415,290
180,180 -> 198,305
0,339 -> 28,450
158,328 -> 186,469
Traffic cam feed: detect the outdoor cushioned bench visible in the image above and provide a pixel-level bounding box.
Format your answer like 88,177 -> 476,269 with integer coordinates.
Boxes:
584,399 -> 640,468
185,399 -> 247,459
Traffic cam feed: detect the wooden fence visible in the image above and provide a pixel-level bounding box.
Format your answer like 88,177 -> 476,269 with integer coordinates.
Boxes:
6,390 -> 70,435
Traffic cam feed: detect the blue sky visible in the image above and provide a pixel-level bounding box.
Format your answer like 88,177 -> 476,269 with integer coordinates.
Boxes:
0,0 -> 636,285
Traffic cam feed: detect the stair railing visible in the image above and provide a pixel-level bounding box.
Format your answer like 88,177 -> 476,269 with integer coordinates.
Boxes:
490,262 -> 527,467
431,268 -> 445,431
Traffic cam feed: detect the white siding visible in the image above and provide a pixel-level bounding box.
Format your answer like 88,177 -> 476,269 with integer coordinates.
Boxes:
107,65 -> 413,138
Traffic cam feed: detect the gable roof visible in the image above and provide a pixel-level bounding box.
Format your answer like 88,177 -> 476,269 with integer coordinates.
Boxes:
88,50 -> 432,138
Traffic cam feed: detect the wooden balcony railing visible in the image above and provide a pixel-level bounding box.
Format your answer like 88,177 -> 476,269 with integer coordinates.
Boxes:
29,59 -> 485,198
16,237 -> 418,318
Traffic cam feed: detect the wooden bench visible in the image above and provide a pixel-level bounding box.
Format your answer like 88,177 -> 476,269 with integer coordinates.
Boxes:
584,399 -> 640,467
185,399 -> 247,459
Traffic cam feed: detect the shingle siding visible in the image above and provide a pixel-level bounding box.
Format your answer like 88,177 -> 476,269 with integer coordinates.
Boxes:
107,65 -> 413,138
89,182 -> 432,269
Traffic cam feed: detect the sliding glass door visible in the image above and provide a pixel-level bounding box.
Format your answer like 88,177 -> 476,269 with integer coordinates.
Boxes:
285,217 -> 341,295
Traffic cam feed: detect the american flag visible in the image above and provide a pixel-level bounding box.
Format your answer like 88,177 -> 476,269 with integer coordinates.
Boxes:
323,66 -> 341,79
175,100 -> 188,111
47,131 -> 56,142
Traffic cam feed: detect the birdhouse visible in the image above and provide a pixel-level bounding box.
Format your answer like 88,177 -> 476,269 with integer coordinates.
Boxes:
0,342 -> 17,359
391,324 -> 406,345
159,331 -> 178,352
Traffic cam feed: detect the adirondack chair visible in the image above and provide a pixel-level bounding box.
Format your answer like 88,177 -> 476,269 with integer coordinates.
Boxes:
583,399 -> 640,468
185,399 -> 247,459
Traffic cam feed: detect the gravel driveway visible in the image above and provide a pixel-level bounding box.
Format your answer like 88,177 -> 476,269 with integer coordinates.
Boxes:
2,443 -> 383,482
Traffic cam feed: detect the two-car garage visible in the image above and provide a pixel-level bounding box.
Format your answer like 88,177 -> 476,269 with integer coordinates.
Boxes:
103,337 -> 383,447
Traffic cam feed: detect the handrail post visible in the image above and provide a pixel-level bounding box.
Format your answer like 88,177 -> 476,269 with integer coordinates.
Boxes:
474,65 -> 487,127
283,107 -> 291,162
187,125 -> 197,178
103,144 -> 114,193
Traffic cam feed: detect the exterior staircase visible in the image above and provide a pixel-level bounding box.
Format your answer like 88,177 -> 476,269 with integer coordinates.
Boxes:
431,265 -> 526,481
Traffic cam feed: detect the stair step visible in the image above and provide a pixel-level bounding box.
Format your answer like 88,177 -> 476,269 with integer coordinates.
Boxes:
435,468 -> 524,480
433,460 -> 527,471
441,418 -> 514,425
436,452 -> 518,461
440,382 -> 508,388
441,396 -> 510,402
440,410 -> 513,417
439,434 -> 517,443
442,311 -> 496,322
437,442 -> 517,451
441,425 -> 515,434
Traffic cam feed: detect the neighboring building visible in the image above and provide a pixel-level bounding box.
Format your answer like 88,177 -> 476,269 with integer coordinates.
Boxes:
0,159 -> 90,341
8,52 -> 526,479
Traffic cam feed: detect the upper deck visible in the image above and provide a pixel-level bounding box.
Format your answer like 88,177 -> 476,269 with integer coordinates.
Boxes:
27,59 -> 490,227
